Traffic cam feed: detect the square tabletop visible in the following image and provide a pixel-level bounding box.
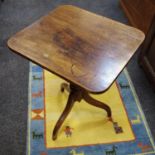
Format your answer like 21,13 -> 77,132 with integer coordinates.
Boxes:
7,5 -> 145,93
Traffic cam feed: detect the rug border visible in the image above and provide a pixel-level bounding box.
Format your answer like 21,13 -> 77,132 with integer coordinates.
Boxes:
124,69 -> 155,151
27,62 -> 32,155
26,64 -> 155,154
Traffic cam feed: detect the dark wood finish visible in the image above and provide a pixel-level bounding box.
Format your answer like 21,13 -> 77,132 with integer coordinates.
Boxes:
120,0 -> 155,34
52,84 -> 78,140
83,92 -> 111,118
52,83 -> 112,140
61,83 -> 70,92
7,5 -> 144,93
139,15 -> 155,88
7,5 -> 145,140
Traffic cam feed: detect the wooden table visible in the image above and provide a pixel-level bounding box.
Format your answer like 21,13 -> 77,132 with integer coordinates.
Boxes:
7,5 -> 145,140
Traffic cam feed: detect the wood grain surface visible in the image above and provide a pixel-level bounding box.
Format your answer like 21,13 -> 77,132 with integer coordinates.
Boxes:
7,5 -> 145,93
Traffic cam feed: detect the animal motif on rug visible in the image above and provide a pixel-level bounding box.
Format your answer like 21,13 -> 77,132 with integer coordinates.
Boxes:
70,149 -> 84,155
40,152 -> 47,155
33,75 -> 43,80
32,130 -> 43,139
137,142 -> 152,152
131,115 -> 141,125
32,91 -> 42,98
105,145 -> 117,155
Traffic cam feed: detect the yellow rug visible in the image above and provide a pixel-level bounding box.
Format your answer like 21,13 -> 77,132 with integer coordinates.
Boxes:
44,70 -> 135,148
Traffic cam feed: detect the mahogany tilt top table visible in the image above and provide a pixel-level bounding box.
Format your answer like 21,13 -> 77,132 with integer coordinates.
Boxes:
7,5 -> 145,140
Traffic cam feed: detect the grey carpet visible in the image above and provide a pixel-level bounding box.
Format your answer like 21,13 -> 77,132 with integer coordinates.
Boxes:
0,0 -> 155,154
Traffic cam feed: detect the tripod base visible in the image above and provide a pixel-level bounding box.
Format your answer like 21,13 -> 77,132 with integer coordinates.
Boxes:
52,83 -> 112,140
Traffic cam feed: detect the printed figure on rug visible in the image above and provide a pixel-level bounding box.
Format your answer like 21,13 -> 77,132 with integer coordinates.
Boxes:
64,126 -> 74,137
